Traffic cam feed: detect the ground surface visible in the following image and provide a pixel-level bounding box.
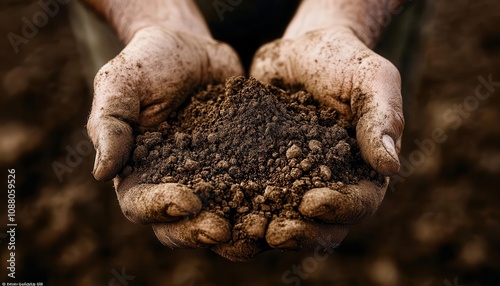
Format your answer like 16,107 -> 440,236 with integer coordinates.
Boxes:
0,0 -> 499,285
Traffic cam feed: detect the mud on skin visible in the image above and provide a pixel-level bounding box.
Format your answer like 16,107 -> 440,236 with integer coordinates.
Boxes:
128,76 -> 384,248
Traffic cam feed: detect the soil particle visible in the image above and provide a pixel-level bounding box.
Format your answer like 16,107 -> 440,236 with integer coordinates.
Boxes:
129,76 -> 384,243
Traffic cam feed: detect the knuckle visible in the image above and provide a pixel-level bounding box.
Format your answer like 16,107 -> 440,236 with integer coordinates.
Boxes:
376,57 -> 401,83
251,40 -> 291,82
254,40 -> 282,63
391,111 -> 405,137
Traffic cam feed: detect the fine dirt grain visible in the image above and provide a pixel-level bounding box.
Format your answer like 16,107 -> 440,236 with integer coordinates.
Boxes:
130,76 -> 383,225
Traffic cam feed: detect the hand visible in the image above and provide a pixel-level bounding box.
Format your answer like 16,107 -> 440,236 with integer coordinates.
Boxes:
250,26 -> 404,249
88,27 -> 243,181
87,26 -> 243,248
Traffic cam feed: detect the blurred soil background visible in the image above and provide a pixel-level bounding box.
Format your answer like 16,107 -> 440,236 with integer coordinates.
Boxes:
0,0 -> 499,285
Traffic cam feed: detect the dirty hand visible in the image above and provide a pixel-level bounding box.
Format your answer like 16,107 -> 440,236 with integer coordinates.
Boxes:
86,26 -> 243,248
250,26 -> 403,249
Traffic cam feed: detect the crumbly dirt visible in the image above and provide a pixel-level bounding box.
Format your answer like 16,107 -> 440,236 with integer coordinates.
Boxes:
130,77 -> 383,225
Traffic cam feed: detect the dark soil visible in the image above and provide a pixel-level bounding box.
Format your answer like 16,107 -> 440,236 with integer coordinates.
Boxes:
131,76 -> 383,223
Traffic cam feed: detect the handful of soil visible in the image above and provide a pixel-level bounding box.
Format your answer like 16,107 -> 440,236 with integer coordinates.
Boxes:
130,77 -> 383,248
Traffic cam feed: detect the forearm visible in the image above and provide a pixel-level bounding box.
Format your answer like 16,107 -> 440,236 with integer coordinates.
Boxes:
284,0 -> 405,48
81,0 -> 211,43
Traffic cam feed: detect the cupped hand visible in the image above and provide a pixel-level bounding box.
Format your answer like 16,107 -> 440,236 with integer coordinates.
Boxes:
87,26 -> 243,248
250,26 -> 404,249
88,27 -> 243,181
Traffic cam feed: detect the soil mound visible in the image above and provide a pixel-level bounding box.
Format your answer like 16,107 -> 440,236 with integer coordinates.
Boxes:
131,76 -> 382,224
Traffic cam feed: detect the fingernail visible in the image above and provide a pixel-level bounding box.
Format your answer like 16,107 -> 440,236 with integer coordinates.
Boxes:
198,233 -> 220,245
92,150 -> 100,177
166,204 -> 192,217
381,135 -> 400,174
382,135 -> 398,161
278,238 -> 299,250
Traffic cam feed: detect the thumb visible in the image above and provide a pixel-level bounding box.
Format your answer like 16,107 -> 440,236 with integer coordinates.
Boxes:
87,116 -> 134,181
87,60 -> 140,181
353,59 -> 404,175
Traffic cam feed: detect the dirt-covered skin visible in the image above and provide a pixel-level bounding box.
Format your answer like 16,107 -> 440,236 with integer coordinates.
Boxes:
128,76 -> 384,252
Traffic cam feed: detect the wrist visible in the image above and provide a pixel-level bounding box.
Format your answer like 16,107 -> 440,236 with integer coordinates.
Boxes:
283,0 -> 393,48
85,0 -> 212,43
125,20 -> 213,44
